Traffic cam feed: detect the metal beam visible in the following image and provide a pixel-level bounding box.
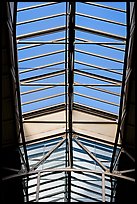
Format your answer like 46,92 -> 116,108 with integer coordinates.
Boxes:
74,137 -> 109,171
18,42 -> 66,48
20,83 -> 65,86
18,44 -> 41,51
19,61 -> 64,74
19,49 -> 65,62
74,92 -> 119,107
75,60 -> 122,75
75,37 -> 126,44
95,43 -> 125,52
122,148 -> 135,162
20,70 -> 64,83
75,25 -> 126,41
67,2 -> 76,202
17,2 -> 59,12
75,82 -> 120,96
73,103 -> 118,119
13,3 -> 30,175
84,2 -> 126,13
23,120 -> 117,124
73,132 -> 115,147
76,49 -> 123,63
76,12 -> 126,26
21,86 -> 54,95
20,82 -> 121,87
17,26 -> 65,40
112,147 -> 123,170
102,173 -> 106,202
17,13 -> 65,25
110,3 -> 130,172
74,38 -> 125,51
19,132 -> 66,145
31,137 -> 65,171
22,92 -> 64,106
18,40 -> 66,51
17,37 -> 66,44
35,172 -> 41,202
119,168 -> 135,174
75,69 -> 121,84
18,40 -> 125,47
68,1 -> 75,168
2,167 -> 135,182
2,167 -> 20,172
74,84 -> 121,87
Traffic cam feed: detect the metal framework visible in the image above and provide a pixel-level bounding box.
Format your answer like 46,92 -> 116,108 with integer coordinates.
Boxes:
2,2 -> 135,203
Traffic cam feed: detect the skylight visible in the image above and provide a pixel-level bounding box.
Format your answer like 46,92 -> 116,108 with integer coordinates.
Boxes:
16,2 -> 127,115
16,2 -> 128,202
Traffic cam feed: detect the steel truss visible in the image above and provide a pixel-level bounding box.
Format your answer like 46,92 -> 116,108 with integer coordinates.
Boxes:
2,135 -> 135,202
2,1 -> 133,202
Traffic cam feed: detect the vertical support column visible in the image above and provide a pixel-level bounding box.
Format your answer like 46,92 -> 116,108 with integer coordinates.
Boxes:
68,0 -> 75,169
110,2 -> 130,173
110,3 -> 130,201
13,3 -> 30,173
67,1 -> 75,202
36,172 -> 41,202
102,173 -> 106,202
14,3 -> 30,201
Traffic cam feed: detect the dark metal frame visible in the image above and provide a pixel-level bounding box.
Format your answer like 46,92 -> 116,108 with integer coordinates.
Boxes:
3,1 -> 132,202
110,2 -> 135,201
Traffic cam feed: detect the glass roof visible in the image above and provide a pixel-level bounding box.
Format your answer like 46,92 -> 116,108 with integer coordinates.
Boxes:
24,135 -> 114,202
16,2 -> 127,115
16,2 -> 127,202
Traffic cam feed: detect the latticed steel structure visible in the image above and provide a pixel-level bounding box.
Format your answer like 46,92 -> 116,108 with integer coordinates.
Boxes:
2,2 -> 135,203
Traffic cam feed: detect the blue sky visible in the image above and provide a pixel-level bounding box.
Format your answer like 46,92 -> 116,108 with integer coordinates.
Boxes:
16,2 -> 127,114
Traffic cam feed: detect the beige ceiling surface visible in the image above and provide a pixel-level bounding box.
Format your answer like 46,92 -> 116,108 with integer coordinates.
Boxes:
23,109 -> 117,143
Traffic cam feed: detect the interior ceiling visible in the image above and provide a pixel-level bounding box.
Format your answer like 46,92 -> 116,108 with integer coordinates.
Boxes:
2,2 -> 135,203
16,2 -> 127,145
23,106 -> 117,143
